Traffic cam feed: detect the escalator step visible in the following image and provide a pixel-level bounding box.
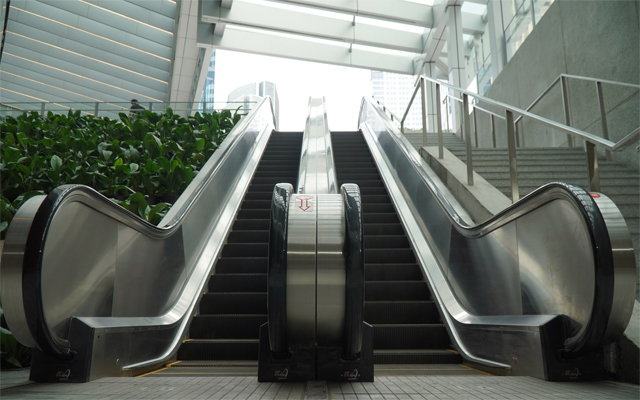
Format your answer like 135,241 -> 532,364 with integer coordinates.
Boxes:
240,200 -> 271,209
178,339 -> 259,361
199,293 -> 267,314
237,209 -> 270,220
363,203 -> 395,213
364,213 -> 399,224
243,192 -> 272,201
232,219 -> 269,230
226,230 -> 269,244
362,195 -> 391,203
364,301 -> 439,324
364,224 -> 405,236
373,324 -> 450,349
209,273 -> 267,292
248,184 -> 287,193
366,281 -> 430,301
365,249 -> 416,264
221,243 -> 268,258
357,187 -> 388,196
374,350 -> 462,364
215,257 -> 267,274
365,236 -> 410,249
340,180 -> 384,188
365,264 -> 423,281
189,315 -> 267,339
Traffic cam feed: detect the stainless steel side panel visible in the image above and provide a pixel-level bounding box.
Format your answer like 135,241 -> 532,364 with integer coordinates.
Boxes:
316,194 -> 346,346
287,194 -> 317,348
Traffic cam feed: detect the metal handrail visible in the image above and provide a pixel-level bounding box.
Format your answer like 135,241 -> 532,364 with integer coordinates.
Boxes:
513,74 -> 640,158
0,101 -> 257,118
397,74 -> 639,201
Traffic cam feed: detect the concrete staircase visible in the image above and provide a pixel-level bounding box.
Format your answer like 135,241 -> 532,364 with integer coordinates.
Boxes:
404,131 -> 640,300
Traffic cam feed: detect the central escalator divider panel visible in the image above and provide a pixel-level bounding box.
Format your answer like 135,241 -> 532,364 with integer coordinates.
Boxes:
331,131 -> 461,365
177,131 -> 303,362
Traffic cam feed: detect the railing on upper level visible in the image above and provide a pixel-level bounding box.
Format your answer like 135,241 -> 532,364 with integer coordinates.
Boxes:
0,101 -> 257,120
398,75 -> 640,202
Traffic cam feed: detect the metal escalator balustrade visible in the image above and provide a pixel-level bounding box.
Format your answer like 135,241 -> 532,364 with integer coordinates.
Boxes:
358,96 -> 636,380
331,131 -> 462,366
177,132 -> 303,363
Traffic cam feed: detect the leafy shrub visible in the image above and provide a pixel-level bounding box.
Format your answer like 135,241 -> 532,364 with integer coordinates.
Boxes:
0,107 -> 242,238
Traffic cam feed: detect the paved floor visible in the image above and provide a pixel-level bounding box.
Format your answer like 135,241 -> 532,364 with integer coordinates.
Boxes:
1,369 -> 638,400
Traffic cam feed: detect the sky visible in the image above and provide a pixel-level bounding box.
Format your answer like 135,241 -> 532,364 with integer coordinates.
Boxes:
213,50 -> 373,132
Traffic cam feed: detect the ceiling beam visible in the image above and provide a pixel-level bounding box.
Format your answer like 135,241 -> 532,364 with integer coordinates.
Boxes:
198,22 -> 416,74
202,0 -> 425,53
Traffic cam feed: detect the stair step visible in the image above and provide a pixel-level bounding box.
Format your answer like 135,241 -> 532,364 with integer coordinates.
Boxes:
209,273 -> 267,292
189,315 -> 266,339
365,249 -> 416,264
373,324 -> 450,349
178,339 -> 259,361
221,243 -> 268,258
365,236 -> 410,249
365,301 -> 439,324
365,264 -> 424,281
199,293 -> 267,314
366,281 -> 430,301
215,257 -> 267,274
226,230 -> 269,244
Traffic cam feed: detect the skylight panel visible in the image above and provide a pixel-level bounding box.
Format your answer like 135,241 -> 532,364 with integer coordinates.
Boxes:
355,16 -> 426,34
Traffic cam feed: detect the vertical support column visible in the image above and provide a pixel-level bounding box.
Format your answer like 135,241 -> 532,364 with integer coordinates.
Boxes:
447,4 -> 467,134
506,110 -> 519,203
435,83 -> 443,159
94,102 -> 99,117
586,142 -> 601,192
420,78 -> 428,146
40,102 -> 45,115
463,94 -> 473,185
490,114 -> 496,148
423,63 -> 439,146
486,0 -> 507,82
596,81 -> 611,161
560,76 -> 575,147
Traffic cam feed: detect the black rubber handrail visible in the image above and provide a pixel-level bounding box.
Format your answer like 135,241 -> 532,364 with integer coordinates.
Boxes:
267,183 -> 293,358
341,183 -> 365,359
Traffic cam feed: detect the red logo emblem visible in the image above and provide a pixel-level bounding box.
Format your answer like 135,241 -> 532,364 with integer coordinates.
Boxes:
590,193 -> 601,198
297,195 -> 312,211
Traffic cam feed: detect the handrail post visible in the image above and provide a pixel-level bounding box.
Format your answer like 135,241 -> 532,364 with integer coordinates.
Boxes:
560,76 -> 574,147
401,121 -> 405,134
586,141 -> 601,192
490,114 -> 496,148
41,102 -> 45,115
420,77 -> 428,146
94,102 -> 99,117
435,83 -> 443,159
506,110 -> 519,202
462,94 -> 473,185
149,102 -> 153,113
472,107 -> 478,148
596,81 -> 612,161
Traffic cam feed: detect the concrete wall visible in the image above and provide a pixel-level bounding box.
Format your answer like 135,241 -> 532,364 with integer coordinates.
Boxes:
476,0 -> 639,170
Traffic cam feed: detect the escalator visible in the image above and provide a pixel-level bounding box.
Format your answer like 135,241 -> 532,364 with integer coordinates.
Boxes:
1,96 -> 635,383
332,132 -> 462,368
176,132 -> 302,366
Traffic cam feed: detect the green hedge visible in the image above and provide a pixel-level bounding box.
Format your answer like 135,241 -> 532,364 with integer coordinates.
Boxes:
1,107 -> 241,235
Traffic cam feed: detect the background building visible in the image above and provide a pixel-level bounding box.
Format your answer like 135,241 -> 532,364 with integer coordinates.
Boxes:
227,81 -> 279,128
371,71 -> 422,130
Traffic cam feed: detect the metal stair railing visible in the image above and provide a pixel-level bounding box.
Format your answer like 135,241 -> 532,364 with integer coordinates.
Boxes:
513,74 -> 640,160
0,100 -> 257,119
399,75 -> 640,203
